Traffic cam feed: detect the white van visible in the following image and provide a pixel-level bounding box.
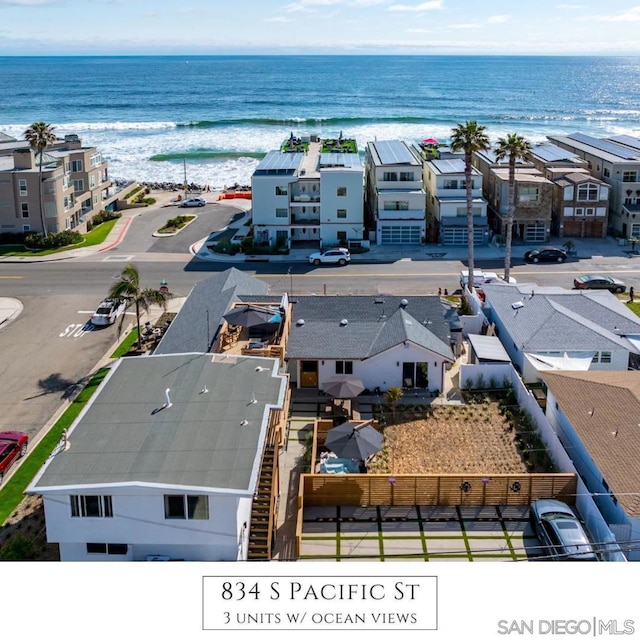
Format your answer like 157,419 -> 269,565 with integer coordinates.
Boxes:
459,269 -> 516,289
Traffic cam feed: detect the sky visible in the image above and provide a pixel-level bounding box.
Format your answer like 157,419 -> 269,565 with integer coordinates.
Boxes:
1,0 -> 640,56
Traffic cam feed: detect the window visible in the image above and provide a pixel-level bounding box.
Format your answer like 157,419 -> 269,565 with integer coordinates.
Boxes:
71,159 -> 83,172
275,186 -> 287,196
335,361 -> 353,375
336,209 -> 347,218
89,153 -> 102,167
64,195 -> 73,210
519,187 -> 539,203
337,186 -> 347,196
22,224 -> 30,232
460,179 -> 474,189
456,206 -> 482,217
86,543 -> 128,555
387,201 -> 408,211
383,171 -> 397,181
622,171 -> 637,183
337,231 -> 347,243
164,494 -> 209,520
577,184 -> 599,201
18,179 -> 27,196
575,207 -> 595,217
399,172 -> 414,181
600,351 -> 611,364
71,495 -> 113,518
21,203 -> 29,218
89,175 -> 96,188
275,208 -> 288,218
443,179 -> 458,190
73,179 -> 85,192
603,167 -> 610,178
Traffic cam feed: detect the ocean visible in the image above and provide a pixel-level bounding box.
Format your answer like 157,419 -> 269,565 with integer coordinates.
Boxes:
1,55 -> 639,189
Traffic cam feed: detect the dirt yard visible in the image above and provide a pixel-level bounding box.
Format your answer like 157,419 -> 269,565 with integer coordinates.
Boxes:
374,402 -> 529,474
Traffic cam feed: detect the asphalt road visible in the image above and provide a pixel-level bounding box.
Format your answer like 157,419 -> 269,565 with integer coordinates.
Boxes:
3,199 -> 640,441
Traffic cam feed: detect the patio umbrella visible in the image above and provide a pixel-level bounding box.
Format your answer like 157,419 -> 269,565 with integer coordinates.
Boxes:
325,421 -> 383,461
321,376 -> 365,398
223,306 -> 278,328
422,137 -> 439,146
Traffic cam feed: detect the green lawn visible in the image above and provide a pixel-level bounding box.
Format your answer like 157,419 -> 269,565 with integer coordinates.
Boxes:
0,218 -> 118,257
0,368 -> 110,525
110,327 -> 141,358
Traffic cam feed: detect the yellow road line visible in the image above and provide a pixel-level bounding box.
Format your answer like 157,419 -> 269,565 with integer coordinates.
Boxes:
0,276 -> 24,279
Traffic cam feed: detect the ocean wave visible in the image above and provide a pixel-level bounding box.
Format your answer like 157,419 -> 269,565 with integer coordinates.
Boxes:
176,115 -> 437,128
150,150 -> 266,161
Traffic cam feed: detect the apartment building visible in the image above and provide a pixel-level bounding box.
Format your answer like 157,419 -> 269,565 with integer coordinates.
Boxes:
364,140 -> 426,245
474,148 -> 553,243
423,156 -> 489,245
0,133 -> 114,235
547,133 -> 640,239
251,135 -> 364,250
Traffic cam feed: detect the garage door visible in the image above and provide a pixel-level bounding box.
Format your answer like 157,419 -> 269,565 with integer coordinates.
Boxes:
380,226 -> 421,244
441,227 -> 484,246
525,224 -> 546,243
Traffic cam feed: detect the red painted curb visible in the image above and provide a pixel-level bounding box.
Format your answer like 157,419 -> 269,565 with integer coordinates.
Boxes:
98,217 -> 133,252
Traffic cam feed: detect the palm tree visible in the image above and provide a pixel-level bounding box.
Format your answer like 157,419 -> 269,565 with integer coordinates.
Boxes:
494,133 -> 532,282
108,264 -> 173,349
450,121 -> 490,292
24,122 -> 57,238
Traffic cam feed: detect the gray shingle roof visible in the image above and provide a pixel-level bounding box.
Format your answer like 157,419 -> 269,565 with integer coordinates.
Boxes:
286,296 -> 453,361
30,354 -> 286,493
482,284 -> 640,352
155,268 -> 270,355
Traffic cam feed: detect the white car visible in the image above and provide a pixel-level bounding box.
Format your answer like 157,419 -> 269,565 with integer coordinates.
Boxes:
179,197 -> 206,208
308,248 -> 351,266
460,269 -> 516,289
91,298 -> 127,326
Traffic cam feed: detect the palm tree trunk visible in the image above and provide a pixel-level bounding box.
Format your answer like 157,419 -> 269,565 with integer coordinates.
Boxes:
38,150 -> 47,238
504,157 -> 516,281
135,299 -> 142,349
465,151 -> 475,292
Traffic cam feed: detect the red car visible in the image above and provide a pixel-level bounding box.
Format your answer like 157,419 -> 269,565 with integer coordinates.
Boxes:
0,431 -> 28,484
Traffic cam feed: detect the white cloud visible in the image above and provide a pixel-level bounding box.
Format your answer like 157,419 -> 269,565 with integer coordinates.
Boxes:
487,15 -> 509,24
265,16 -> 294,22
350,0 -> 389,5
388,0 -> 442,12
555,3 -> 585,8
0,0 -> 59,4
598,6 -> 640,22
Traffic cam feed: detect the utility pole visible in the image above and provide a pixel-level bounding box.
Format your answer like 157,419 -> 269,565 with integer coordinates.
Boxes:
288,266 -> 293,298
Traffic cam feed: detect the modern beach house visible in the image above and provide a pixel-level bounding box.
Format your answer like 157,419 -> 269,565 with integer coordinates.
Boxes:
364,140 -> 426,245
250,135 -> 365,250
0,132 -> 116,235
547,133 -> 640,240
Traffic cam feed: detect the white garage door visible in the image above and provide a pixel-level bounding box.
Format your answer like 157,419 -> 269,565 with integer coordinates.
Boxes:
441,227 -> 485,246
380,226 -> 421,244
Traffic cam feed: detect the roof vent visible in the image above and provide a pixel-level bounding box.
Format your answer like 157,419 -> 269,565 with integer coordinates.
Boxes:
374,298 -> 384,304
511,301 -> 524,310
340,319 -> 348,326
255,366 -> 267,372
296,319 -> 305,326
240,419 -> 249,427
400,299 -> 408,308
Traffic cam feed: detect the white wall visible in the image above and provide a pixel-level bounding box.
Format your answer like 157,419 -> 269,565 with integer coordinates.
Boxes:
42,485 -> 248,562
251,175 -> 290,225
316,342 -> 450,392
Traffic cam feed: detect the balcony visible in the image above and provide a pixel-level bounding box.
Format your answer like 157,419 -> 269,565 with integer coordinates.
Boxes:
290,194 -> 320,203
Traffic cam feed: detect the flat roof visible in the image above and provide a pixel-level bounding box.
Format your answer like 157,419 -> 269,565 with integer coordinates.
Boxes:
253,151 -> 304,174
319,152 -> 362,169
530,143 -> 585,164
30,354 -> 287,493
468,334 -> 511,362
548,133 -> 640,163
369,140 -> 419,166
608,135 -> 640,152
430,158 -> 479,175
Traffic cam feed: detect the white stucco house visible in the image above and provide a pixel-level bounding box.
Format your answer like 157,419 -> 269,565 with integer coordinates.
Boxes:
251,135 -> 364,250
543,370 -> 640,560
286,295 -> 454,393
480,283 -> 640,382
27,353 -> 288,561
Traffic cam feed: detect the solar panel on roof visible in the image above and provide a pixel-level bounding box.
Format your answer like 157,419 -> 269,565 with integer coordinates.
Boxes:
532,144 -> 579,162
255,151 -> 304,172
432,158 -> 466,173
319,153 -> 362,168
568,133 -> 640,160
608,135 -> 640,152
374,140 -> 417,165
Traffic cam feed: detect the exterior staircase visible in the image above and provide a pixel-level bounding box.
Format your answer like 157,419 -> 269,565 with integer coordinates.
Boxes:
247,444 -> 278,560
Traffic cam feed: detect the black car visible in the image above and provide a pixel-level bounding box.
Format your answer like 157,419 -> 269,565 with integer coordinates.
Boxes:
524,247 -> 567,263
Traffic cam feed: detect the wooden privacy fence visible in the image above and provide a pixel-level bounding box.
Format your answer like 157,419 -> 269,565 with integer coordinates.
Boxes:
300,473 -> 577,508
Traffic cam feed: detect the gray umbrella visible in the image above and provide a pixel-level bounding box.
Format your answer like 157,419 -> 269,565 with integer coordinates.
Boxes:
325,421 -> 383,461
223,306 -> 279,328
321,376 -> 365,398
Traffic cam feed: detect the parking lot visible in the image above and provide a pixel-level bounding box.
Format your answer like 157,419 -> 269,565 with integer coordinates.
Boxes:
299,505 -> 542,561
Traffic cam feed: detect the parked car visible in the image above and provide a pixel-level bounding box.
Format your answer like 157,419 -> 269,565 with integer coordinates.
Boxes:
529,499 -> 597,561
179,197 -> 206,208
524,247 -> 567,263
91,298 -> 127,326
573,274 -> 626,293
460,269 -> 517,289
0,431 -> 28,484
308,248 -> 351,266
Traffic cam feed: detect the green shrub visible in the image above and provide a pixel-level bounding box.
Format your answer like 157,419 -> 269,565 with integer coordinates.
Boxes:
123,186 -> 142,199
25,229 -> 83,249
91,210 -> 121,226
0,533 -> 37,560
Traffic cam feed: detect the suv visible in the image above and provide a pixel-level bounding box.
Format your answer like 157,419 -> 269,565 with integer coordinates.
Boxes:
0,431 -> 28,484
91,298 -> 127,326
529,499 -> 597,561
308,248 -> 351,266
